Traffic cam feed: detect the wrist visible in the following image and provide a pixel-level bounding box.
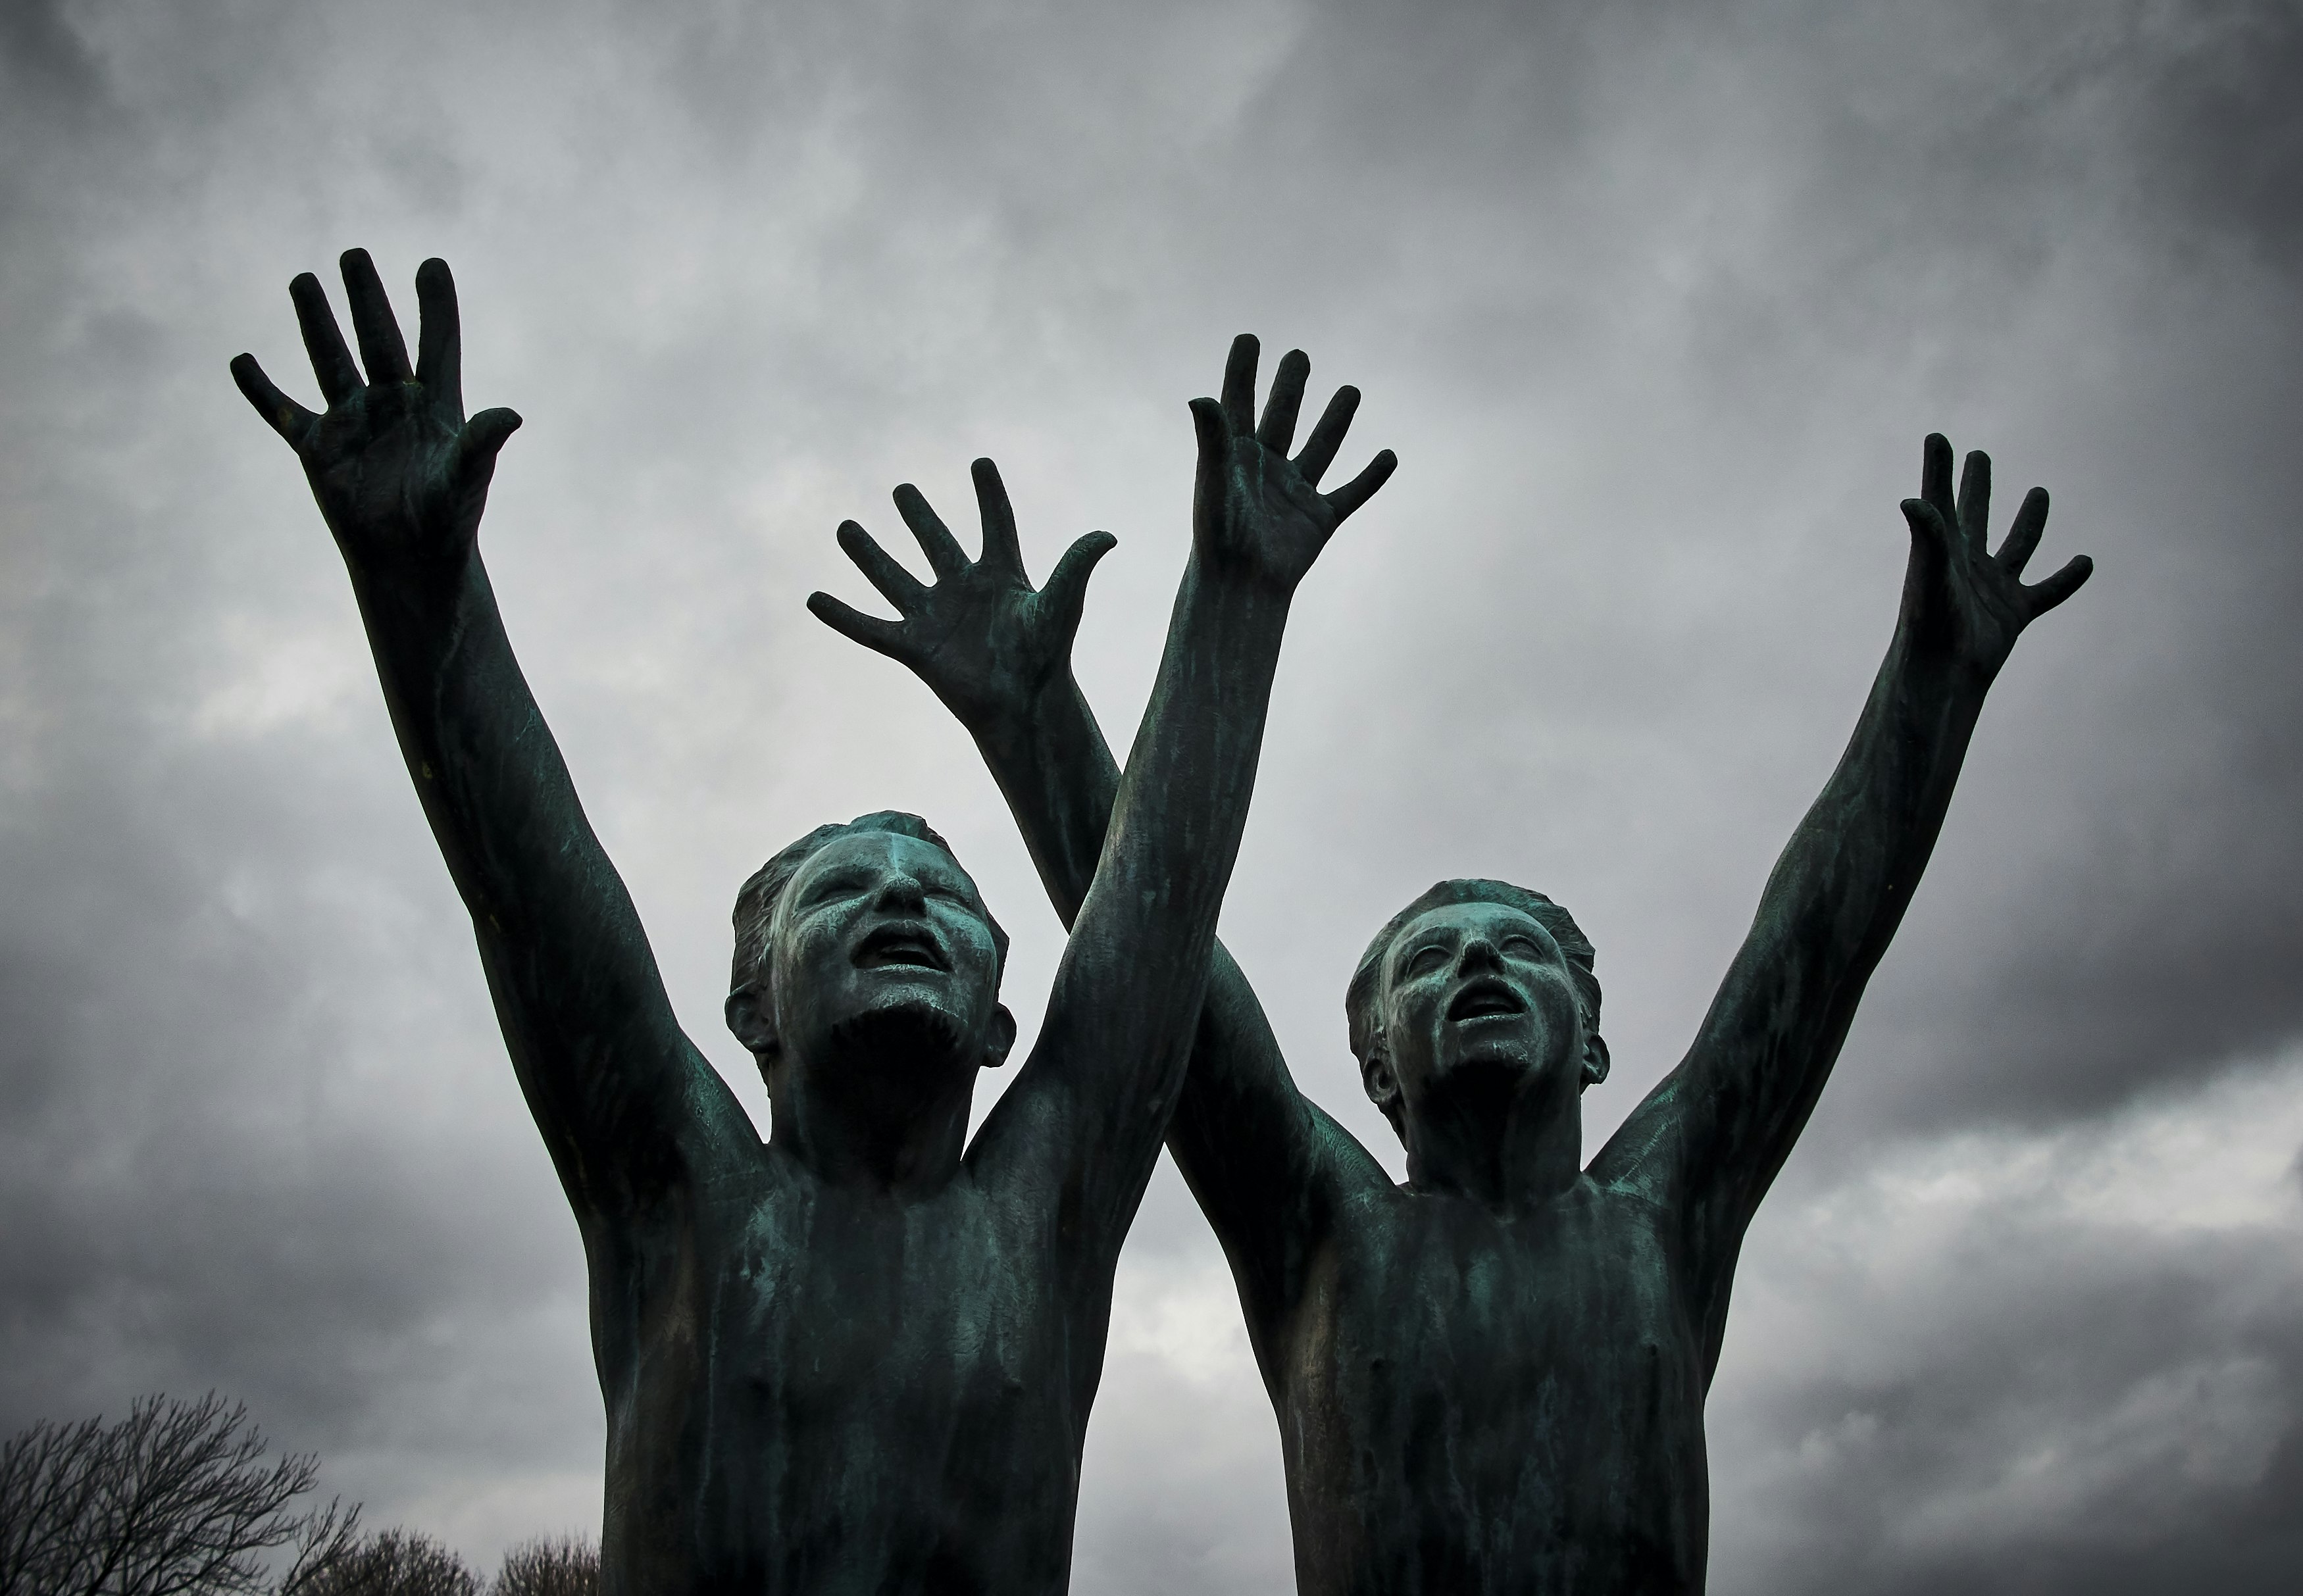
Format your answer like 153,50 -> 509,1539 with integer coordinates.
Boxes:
1889,623 -> 1999,704
1183,547 -> 1301,612
969,670 -> 1086,763
345,539 -> 484,635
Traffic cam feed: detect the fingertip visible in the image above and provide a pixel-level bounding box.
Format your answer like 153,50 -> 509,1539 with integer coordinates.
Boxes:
417,257 -> 452,284
339,246 -> 376,276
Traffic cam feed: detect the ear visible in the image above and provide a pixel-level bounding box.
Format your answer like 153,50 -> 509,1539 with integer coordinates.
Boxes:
724,988 -> 777,1060
1361,1050 -> 1401,1120
1580,1030 -> 1611,1089
981,1005 -> 1018,1070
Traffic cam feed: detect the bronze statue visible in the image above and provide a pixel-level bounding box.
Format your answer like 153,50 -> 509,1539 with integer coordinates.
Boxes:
231,252 -> 1394,1594
823,372 -> 2092,1594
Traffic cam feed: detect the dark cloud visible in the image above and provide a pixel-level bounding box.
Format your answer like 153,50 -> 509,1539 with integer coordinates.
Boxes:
4,0 -> 2301,1587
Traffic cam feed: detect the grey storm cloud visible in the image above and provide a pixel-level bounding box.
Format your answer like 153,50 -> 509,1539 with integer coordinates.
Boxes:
3,1 -> 2300,1591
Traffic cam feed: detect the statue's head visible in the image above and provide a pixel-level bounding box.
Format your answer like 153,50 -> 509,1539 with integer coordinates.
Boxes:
724,812 -> 1015,1101
1346,879 -> 1607,1145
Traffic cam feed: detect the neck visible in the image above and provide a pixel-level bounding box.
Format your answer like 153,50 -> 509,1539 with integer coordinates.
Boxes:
768,1045 -> 976,1196
1403,1064 -> 1582,1212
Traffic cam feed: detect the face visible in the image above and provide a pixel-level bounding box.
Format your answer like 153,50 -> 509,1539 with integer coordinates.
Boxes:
1369,901 -> 1596,1124
760,830 -> 1011,1082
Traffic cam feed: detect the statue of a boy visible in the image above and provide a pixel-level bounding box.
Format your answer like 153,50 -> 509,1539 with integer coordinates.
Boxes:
232,253 -> 1393,1593
821,360 -> 2092,1595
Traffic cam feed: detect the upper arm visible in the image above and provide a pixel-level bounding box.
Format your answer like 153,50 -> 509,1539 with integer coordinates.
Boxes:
1165,943 -> 1386,1337
1589,907 -> 1868,1346
472,874 -> 755,1220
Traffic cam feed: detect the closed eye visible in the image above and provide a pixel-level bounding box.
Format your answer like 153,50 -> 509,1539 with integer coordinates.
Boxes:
1407,945 -> 1449,977
801,870 -> 873,907
1501,935 -> 1543,959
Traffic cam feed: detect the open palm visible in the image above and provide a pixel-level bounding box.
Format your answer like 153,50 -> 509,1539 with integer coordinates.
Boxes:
1898,432 -> 2092,682
231,250 -> 520,576
808,458 -> 1115,732
1190,335 -> 1396,593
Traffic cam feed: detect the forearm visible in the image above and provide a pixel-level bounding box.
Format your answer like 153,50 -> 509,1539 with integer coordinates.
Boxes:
1747,624 -> 1985,1017
1088,561 -> 1288,972
969,675 -> 1120,929
971,662 -> 1350,1266
1053,558 -> 1290,1090
346,552 -> 672,1034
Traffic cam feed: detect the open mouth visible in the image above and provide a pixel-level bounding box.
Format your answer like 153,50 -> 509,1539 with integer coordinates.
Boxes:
1447,978 -> 1527,1022
853,921 -> 949,972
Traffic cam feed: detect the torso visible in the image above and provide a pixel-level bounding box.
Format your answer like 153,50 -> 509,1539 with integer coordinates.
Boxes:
584,1148 -> 1096,1596
1276,1176 -> 1708,1596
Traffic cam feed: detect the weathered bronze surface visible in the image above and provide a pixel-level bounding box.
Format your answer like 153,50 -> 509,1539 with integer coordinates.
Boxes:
837,395 -> 2092,1594
233,254 -> 1393,1594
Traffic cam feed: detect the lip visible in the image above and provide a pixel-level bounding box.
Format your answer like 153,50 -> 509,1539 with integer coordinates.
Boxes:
1446,976 -> 1527,1023
853,920 -> 949,973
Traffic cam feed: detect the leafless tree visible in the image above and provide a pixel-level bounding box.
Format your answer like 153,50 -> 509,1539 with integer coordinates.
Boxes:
280,1529 -> 477,1596
0,1393 -> 339,1596
486,1537 -> 594,1596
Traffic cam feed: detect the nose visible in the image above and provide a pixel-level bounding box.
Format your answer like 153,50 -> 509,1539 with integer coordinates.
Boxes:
1457,937 -> 1504,975
873,872 -> 927,914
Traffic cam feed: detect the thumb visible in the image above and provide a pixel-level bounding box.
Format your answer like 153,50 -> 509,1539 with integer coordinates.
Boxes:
1899,497 -> 1954,582
1900,497 -> 1952,550
455,407 -> 523,485
807,591 -> 905,658
1188,396 -> 1232,474
2023,553 -> 2094,617
1042,531 -> 1117,641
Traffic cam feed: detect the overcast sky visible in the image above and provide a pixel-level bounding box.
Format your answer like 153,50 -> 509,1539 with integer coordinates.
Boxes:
3,0 -> 2300,1590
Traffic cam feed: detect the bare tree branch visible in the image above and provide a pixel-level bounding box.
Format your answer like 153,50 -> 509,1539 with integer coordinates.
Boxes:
488,1537 -> 595,1596
0,1394 -> 332,1596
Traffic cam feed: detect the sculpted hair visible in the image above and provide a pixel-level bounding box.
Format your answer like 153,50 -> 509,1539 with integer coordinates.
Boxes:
1346,878 -> 1602,1141
726,811 -> 1009,1045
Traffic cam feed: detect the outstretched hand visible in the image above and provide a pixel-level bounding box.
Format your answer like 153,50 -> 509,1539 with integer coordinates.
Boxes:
231,250 -> 521,578
1898,433 -> 2092,682
1190,335 -> 1396,593
808,459 -> 1116,733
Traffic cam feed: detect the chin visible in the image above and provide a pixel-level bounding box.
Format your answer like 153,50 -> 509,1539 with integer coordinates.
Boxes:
1439,1036 -> 1544,1078
828,991 -> 973,1066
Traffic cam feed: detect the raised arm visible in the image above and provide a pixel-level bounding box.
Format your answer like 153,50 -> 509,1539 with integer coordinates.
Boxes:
1592,434 -> 2092,1362
232,251 -> 749,1222
815,336 -> 1392,1262
811,419 -> 1389,1330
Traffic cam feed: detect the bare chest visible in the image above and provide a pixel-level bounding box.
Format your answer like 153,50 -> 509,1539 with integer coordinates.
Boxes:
1278,1188 -> 1709,1595
597,1176 -> 1085,1594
